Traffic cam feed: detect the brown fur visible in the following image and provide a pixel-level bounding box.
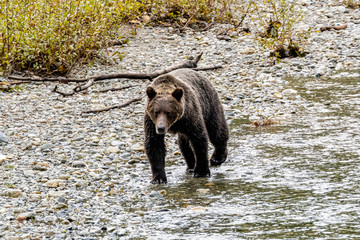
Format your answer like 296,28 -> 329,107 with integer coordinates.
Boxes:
144,69 -> 229,184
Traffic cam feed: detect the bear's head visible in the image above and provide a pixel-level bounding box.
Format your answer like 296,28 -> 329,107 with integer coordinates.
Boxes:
146,86 -> 184,135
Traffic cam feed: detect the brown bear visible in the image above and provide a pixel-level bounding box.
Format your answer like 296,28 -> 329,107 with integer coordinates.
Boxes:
144,69 -> 229,184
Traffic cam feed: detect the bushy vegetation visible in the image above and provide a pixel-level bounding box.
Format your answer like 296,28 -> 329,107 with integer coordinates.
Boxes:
345,0 -> 360,8
0,0 -> 146,75
143,0 -> 239,25
250,0 -> 311,59
0,0 -> 322,75
0,0 -> 239,75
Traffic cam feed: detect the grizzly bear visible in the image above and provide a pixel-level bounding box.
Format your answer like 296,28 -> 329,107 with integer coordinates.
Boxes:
144,69 -> 229,184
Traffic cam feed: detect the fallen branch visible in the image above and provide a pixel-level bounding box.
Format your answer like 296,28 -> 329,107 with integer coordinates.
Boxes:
97,85 -> 137,93
82,97 -> 142,114
52,85 -> 76,97
8,52 -> 204,84
8,80 -> 32,85
8,52 -> 223,96
8,75 -> 84,83
192,65 -> 222,71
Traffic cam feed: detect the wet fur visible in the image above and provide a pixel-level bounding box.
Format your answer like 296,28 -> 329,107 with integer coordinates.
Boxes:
144,69 -> 229,184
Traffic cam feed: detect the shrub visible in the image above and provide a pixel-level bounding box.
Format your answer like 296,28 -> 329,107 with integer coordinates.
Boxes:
0,0 -> 143,75
0,0 -> 242,75
142,0 -> 239,25
345,0 -> 360,8
250,0 -> 311,59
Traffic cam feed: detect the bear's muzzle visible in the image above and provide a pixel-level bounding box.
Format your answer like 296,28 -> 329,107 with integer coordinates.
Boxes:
155,114 -> 168,135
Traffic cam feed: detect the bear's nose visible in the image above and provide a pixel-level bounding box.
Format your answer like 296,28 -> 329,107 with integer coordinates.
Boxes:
157,125 -> 166,135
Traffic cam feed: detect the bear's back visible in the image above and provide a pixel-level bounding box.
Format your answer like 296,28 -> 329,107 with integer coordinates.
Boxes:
166,69 -> 223,120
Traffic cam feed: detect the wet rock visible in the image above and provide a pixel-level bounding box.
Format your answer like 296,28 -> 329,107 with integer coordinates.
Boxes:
149,191 -> 163,199
196,188 -> 210,194
0,132 -> 7,143
282,89 -> 298,98
190,206 -> 206,211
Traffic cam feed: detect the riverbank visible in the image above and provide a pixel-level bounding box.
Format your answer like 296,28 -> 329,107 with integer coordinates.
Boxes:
1,2 -> 360,239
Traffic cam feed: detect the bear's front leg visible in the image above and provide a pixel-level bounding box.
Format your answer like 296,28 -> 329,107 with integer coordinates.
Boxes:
188,130 -> 210,178
144,114 -> 167,184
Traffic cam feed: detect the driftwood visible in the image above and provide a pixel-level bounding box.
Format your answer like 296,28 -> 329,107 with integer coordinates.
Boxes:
97,85 -> 137,93
6,52 -> 222,113
320,24 -> 347,32
8,52 -> 222,97
82,97 -> 142,114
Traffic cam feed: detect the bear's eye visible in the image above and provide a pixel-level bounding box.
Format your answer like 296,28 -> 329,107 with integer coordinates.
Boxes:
154,111 -> 160,115
165,111 -> 170,115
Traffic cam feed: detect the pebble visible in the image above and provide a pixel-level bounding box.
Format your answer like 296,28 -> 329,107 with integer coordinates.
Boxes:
105,146 -> 120,154
16,212 -> 36,221
40,143 -> 56,150
239,47 -> 256,54
72,161 -> 86,168
46,180 -> 60,188
111,140 -> 123,146
3,189 -> 23,198
48,191 -> 67,197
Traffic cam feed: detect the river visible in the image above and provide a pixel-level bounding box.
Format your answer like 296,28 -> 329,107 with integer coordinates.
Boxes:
138,70 -> 360,239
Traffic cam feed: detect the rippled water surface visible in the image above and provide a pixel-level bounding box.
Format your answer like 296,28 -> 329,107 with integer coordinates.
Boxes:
140,71 -> 360,239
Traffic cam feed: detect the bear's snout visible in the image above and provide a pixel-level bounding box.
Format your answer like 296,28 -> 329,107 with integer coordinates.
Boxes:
155,114 -> 168,135
156,124 -> 166,135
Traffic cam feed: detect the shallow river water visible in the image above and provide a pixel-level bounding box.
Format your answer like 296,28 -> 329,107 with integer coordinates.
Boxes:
140,71 -> 360,239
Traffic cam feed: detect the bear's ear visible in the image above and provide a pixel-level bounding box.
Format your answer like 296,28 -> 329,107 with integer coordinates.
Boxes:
146,87 -> 157,99
172,87 -> 183,102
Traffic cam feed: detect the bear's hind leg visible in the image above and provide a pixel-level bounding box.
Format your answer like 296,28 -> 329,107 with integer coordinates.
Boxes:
187,130 -> 210,178
178,134 -> 195,173
206,115 -> 229,166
